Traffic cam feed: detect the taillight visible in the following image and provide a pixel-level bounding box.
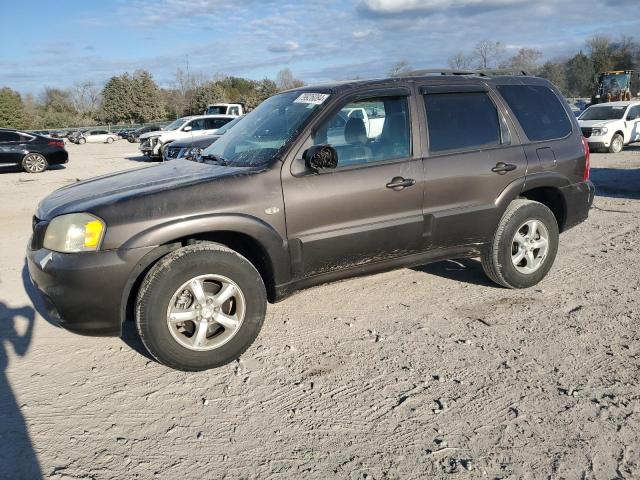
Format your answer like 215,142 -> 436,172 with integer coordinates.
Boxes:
582,136 -> 590,181
48,140 -> 64,147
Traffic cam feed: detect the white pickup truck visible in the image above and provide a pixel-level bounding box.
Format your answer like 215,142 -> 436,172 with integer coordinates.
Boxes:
578,100 -> 640,153
343,107 -> 385,138
204,103 -> 244,116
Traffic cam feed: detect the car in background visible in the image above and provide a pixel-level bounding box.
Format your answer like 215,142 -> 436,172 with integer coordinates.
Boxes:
127,125 -> 162,143
73,128 -> 119,144
578,100 -> 640,153
0,128 -> 68,173
139,115 -> 235,159
163,115 -> 244,161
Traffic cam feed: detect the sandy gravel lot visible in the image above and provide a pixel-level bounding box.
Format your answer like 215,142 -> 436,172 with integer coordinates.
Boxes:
1,140 -> 639,479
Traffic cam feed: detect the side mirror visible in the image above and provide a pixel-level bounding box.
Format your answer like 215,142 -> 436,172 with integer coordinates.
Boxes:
183,125 -> 192,132
303,145 -> 338,171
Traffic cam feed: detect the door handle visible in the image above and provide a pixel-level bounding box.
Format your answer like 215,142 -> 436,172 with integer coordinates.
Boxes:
491,162 -> 517,174
386,177 -> 416,190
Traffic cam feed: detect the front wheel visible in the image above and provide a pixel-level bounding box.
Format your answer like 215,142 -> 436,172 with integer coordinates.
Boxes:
482,199 -> 559,289
135,243 -> 267,371
22,153 -> 48,173
106,136 -> 114,144
78,137 -> 86,144
608,133 -> 623,154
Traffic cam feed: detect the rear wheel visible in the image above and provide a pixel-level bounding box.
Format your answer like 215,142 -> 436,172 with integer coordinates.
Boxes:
482,199 -> 559,289
609,133 -> 623,154
21,153 -> 48,173
135,243 -> 267,371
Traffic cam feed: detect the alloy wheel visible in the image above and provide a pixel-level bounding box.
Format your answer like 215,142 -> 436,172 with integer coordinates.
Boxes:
511,219 -> 549,274
166,274 -> 246,351
23,154 -> 47,173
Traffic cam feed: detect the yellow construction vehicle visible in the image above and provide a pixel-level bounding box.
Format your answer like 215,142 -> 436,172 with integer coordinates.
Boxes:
591,70 -> 636,104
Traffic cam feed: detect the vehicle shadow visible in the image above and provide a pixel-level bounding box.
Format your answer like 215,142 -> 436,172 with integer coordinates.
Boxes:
123,154 -> 152,163
590,167 -> 640,199
0,164 -> 66,174
413,258 -> 497,287
0,302 -> 42,479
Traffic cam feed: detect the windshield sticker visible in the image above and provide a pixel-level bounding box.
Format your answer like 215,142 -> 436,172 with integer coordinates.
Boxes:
294,93 -> 330,105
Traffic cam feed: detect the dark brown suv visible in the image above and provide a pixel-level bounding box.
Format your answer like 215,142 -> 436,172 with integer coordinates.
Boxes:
27,71 -> 594,371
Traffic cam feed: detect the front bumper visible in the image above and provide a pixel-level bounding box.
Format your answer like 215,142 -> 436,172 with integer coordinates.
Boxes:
27,246 -> 154,336
140,137 -> 161,156
559,180 -> 595,231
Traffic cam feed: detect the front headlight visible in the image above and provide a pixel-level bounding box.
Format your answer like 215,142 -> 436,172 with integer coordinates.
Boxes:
43,213 -> 106,253
185,147 -> 203,160
592,127 -> 608,136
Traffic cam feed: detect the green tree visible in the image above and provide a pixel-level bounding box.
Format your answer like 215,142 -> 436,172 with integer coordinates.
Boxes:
587,35 -> 613,74
0,87 -> 28,129
192,82 -> 226,115
565,52 -> 594,97
100,74 -> 134,124
131,70 -> 165,122
539,61 -> 568,94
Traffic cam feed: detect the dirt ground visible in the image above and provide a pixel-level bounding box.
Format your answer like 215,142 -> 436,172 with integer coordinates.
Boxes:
0,140 -> 638,479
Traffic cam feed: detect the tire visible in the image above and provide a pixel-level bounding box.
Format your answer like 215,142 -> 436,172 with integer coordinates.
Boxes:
481,199 -> 559,289
106,136 -> 114,144
79,138 -> 86,144
135,243 -> 267,371
128,137 -> 135,143
21,153 -> 48,173
608,133 -> 623,154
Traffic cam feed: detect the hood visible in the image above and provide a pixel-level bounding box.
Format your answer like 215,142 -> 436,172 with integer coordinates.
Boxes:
578,119 -> 620,128
36,160 -> 246,220
170,134 -> 221,149
139,130 -> 164,140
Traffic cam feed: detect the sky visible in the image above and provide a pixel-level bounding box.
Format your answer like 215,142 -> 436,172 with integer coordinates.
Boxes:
0,0 -> 639,94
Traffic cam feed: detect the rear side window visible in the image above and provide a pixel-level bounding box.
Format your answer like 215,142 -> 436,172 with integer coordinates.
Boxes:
424,92 -> 501,154
497,85 -> 572,141
0,131 -> 21,142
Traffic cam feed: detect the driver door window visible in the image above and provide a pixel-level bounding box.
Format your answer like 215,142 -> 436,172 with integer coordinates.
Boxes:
313,96 -> 411,168
188,119 -> 205,131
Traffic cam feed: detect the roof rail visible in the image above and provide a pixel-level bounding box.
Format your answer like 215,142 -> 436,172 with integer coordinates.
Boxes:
406,69 -> 529,77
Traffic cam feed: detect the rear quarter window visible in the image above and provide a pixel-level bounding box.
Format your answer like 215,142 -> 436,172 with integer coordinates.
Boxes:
497,84 -> 572,142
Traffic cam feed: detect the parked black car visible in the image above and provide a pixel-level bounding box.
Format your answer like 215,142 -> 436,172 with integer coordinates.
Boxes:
163,115 -> 244,161
0,129 -> 68,173
128,125 -> 162,143
27,71 -> 594,371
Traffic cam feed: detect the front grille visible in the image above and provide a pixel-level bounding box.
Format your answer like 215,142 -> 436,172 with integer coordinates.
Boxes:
581,127 -> 592,138
31,217 -> 48,250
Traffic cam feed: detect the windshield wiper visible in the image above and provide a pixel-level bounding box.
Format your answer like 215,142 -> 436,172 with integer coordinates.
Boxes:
200,153 -> 228,166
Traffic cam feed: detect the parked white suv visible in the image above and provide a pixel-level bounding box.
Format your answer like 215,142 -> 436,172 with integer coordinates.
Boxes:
139,115 -> 235,159
578,101 -> 640,153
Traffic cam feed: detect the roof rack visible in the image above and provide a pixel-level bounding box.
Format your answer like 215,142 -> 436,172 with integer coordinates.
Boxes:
406,69 -> 529,77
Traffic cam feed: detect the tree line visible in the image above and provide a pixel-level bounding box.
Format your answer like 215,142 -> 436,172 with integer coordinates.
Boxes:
0,68 -> 304,130
392,35 -> 640,98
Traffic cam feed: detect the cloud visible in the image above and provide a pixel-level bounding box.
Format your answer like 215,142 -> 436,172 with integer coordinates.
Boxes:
267,40 -> 300,53
358,0 -> 537,16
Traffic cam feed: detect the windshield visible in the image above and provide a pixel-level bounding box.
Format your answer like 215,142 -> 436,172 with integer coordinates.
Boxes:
165,117 -> 188,131
201,91 -> 329,167
206,106 -> 227,115
601,73 -> 630,93
579,105 -> 627,121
